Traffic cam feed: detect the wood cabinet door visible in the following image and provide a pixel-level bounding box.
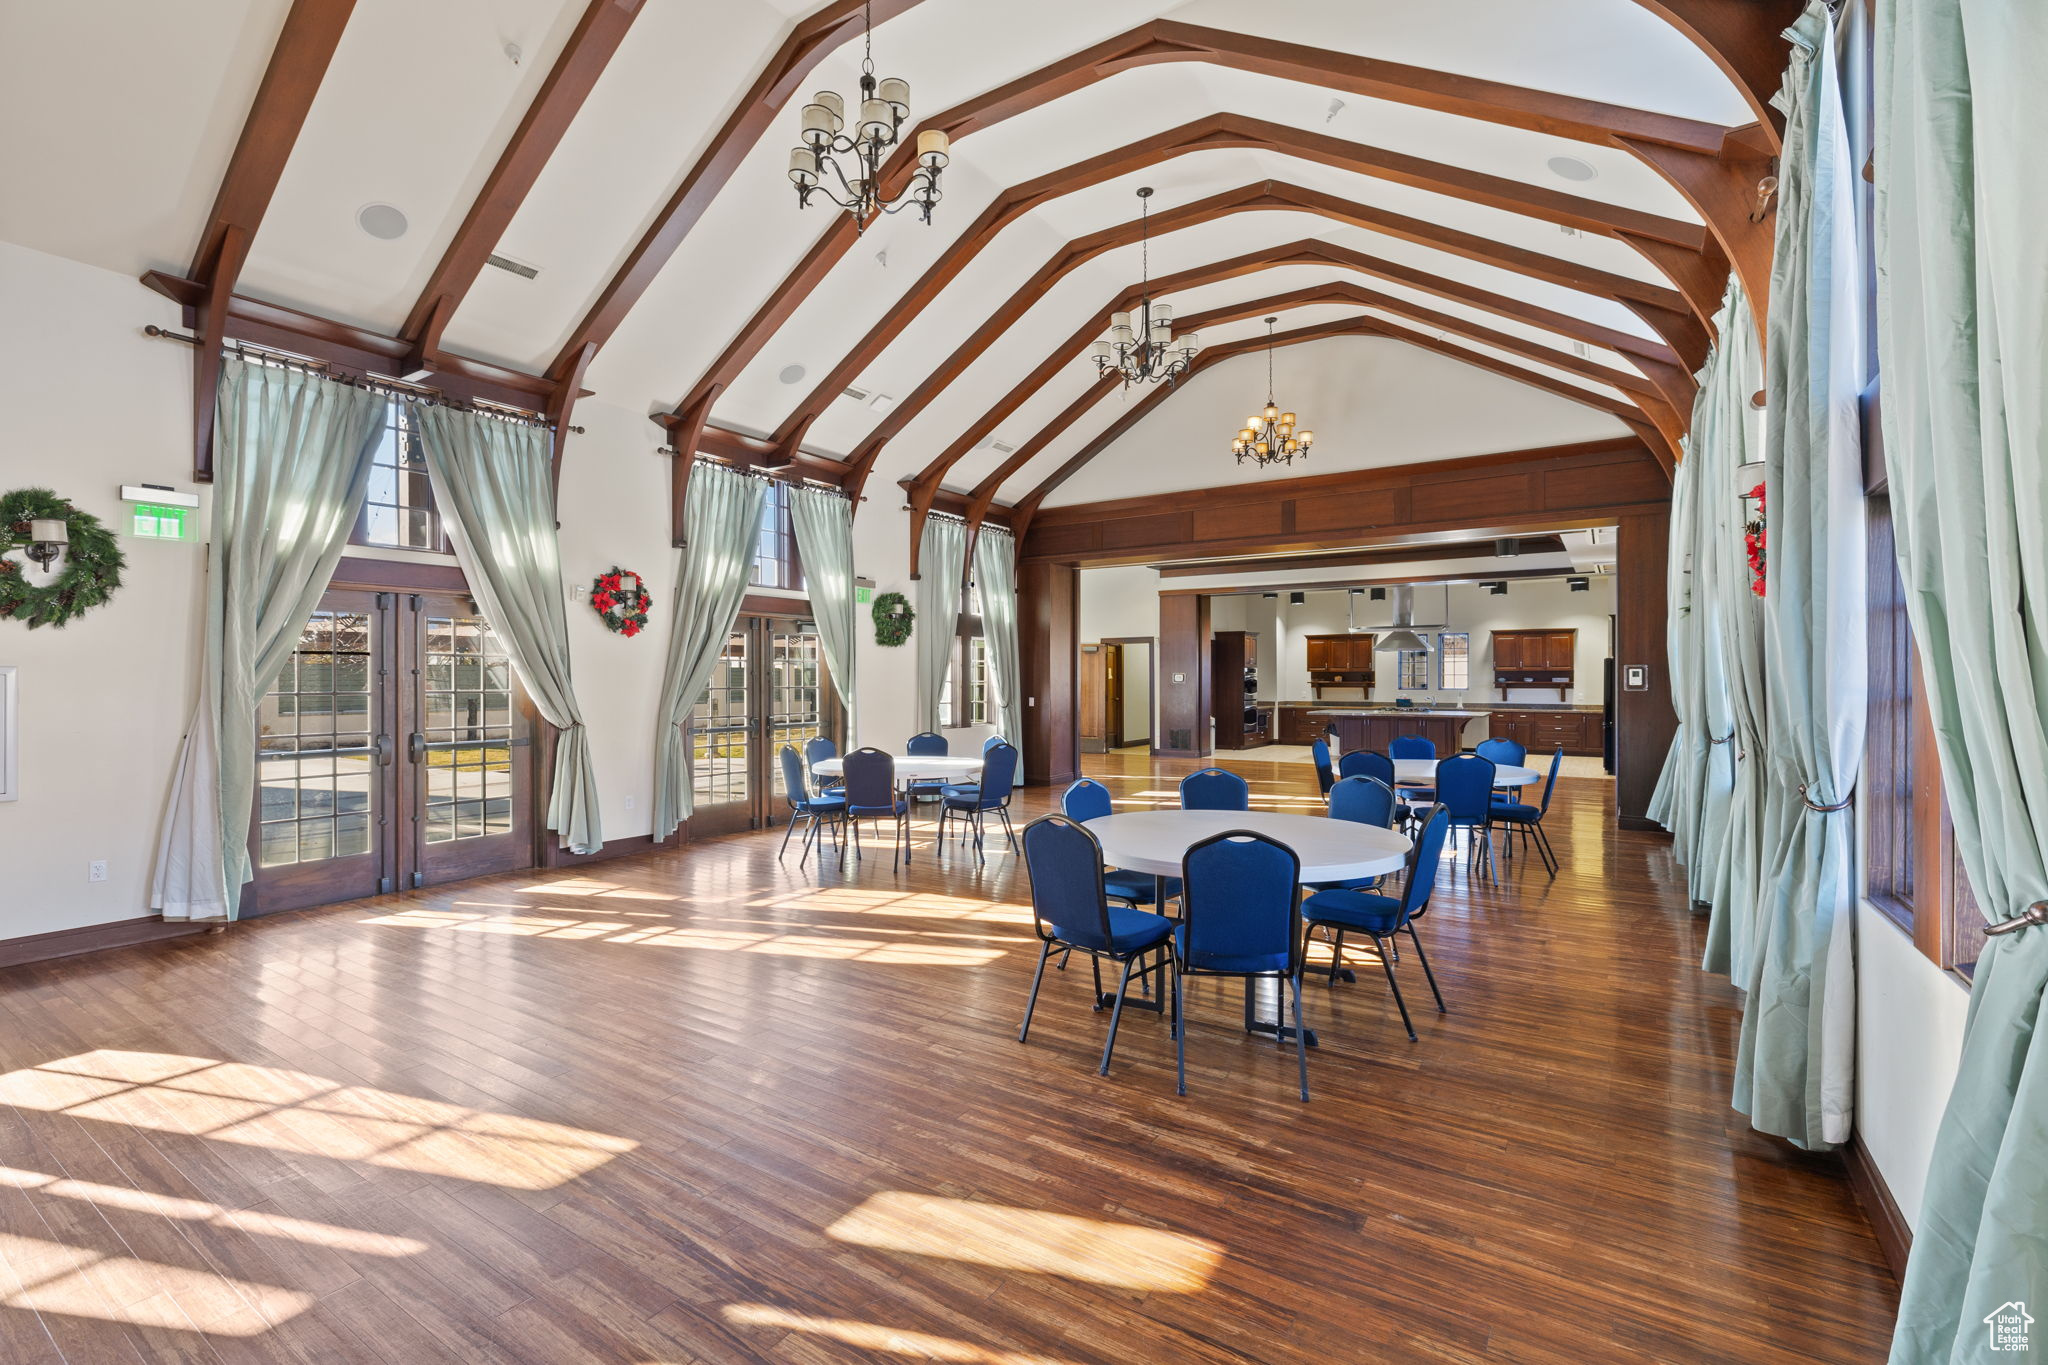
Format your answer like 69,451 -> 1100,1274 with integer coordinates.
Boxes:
1491,633 -> 1524,669
1346,636 -> 1377,670
1544,631 -> 1578,670
1306,638 -> 1333,671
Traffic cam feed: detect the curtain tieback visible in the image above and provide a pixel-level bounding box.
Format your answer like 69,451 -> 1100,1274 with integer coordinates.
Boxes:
1709,733 -> 1735,745
1797,783 -> 1853,814
1986,900 -> 2048,938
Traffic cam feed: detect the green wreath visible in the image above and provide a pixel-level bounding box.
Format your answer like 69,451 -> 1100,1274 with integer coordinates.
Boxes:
0,488 -> 126,629
871,590 -> 914,647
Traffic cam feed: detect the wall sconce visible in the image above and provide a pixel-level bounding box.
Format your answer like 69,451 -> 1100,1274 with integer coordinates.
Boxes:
8,518 -> 68,568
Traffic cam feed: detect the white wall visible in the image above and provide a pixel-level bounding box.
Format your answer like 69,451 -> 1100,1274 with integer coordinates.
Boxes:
0,241 -> 208,938
1853,903 -> 1969,1229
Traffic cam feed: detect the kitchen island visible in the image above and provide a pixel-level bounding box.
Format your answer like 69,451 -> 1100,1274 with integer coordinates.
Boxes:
1310,708 -> 1485,755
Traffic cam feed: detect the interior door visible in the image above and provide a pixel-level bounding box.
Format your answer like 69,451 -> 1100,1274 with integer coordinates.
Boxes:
689,626 -> 755,837
408,596 -> 535,886
251,591 -> 393,913
1079,644 -> 1106,753
1103,644 -> 1124,750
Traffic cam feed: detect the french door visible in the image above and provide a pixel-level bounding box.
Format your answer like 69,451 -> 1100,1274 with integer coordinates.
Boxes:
688,614 -> 831,837
249,590 -> 534,914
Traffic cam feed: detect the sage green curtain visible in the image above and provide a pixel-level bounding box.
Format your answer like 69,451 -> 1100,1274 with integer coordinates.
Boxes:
1732,1 -> 1865,1152
788,485 -> 857,742
916,516 -> 967,732
1875,0 -> 2048,1356
1694,283 -> 1769,981
151,357 -> 385,919
652,463 -> 766,838
415,405 -> 601,854
1646,446 -> 1701,852
973,525 -> 1022,780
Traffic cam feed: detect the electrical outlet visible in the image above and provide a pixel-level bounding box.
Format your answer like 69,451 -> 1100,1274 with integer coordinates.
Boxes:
623,795 -> 637,812
88,860 -> 108,883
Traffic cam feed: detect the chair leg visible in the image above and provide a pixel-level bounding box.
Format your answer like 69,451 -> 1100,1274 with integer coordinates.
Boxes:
1375,932 -> 1418,1041
1099,957 -> 1137,1076
1291,972 -> 1310,1102
797,814 -> 815,869
777,811 -> 798,860
999,805 -> 1018,852
1090,954 -> 1105,1007
1534,821 -> 1559,876
850,814 -> 863,860
1173,955 -> 1188,1097
1018,940 -> 1054,1043
1326,928 -> 1345,984
1405,923 -> 1447,1013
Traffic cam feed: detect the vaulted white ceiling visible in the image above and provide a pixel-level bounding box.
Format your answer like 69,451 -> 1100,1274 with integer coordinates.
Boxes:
1,0 -> 1767,508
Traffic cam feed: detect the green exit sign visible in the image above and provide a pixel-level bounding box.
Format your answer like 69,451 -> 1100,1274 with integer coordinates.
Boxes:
855,585 -> 874,604
131,504 -> 192,540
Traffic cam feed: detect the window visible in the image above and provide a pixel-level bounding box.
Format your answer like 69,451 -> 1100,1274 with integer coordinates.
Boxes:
354,401 -> 443,551
751,481 -> 803,590
1398,649 -> 1429,690
1865,494 -> 1983,975
1438,632 -> 1469,690
940,632 -> 989,727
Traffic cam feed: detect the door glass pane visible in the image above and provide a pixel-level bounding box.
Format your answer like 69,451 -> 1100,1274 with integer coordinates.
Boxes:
423,612 -> 516,846
258,609 -> 376,867
690,630 -> 751,809
766,627 -> 825,756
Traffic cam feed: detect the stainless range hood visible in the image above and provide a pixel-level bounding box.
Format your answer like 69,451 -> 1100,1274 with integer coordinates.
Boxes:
1374,584 -> 1431,654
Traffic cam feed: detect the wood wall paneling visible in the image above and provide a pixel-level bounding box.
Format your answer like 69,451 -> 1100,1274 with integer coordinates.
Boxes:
1615,511 -> 1675,826
1019,560 -> 1080,786
1157,594 -> 1213,759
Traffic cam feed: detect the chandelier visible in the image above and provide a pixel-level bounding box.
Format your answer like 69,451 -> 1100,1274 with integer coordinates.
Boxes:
786,0 -> 948,232
1232,318 -> 1314,467
1090,188 -> 1199,386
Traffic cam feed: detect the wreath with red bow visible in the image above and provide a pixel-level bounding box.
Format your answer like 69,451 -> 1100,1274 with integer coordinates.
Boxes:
588,567 -> 651,637
1742,482 -> 1767,597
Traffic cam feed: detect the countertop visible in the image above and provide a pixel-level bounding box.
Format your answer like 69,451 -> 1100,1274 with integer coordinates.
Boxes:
1307,708 -> 1486,720
1281,701 -> 1603,714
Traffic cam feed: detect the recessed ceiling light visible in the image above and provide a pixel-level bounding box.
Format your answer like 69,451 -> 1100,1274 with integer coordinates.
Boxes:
356,203 -> 409,240
1547,156 -> 1598,183
779,364 -> 807,385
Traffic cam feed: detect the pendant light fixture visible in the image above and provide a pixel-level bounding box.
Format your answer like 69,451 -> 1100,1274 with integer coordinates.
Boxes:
787,0 -> 948,232
1232,318 -> 1314,467
1090,188 -> 1199,386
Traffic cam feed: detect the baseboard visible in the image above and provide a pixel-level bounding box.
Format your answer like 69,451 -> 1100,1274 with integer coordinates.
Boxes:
540,832 -> 679,869
1844,1136 -> 1911,1281
1024,768 -> 1081,788
1616,814 -> 1667,832
0,915 -> 209,971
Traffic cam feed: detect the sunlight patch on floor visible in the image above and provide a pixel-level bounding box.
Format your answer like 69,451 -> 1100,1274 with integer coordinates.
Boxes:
720,1303 -> 1083,1364
0,1167 -> 426,1258
0,1231 -> 312,1334
826,1192 -> 1223,1292
0,1052 -> 634,1191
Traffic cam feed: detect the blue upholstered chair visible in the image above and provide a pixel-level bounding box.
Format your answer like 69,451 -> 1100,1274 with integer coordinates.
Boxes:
1061,779 -> 1180,907
1476,737 -> 1527,767
938,742 -> 1020,862
904,730 -> 949,801
1490,745 -> 1564,876
804,734 -> 843,796
1300,805 -> 1451,1041
982,734 -> 1008,753
840,747 -> 910,868
1173,831 -> 1310,1100
1018,815 -> 1174,1076
1386,735 -> 1436,808
1180,767 -> 1250,811
776,745 -> 844,866
1310,739 -> 1336,797
1306,776 -> 1399,893
1433,753 -> 1500,884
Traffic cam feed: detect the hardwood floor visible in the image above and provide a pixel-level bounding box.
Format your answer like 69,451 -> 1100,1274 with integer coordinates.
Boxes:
0,753 -> 1896,1363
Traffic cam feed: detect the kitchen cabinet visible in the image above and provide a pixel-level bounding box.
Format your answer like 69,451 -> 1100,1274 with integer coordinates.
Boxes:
1490,628 -> 1578,698
1305,633 -> 1375,696
1488,709 -> 1603,757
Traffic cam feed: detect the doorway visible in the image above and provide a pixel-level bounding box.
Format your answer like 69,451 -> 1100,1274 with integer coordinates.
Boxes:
1080,637 -> 1154,754
248,588 -> 536,915
687,613 -> 833,837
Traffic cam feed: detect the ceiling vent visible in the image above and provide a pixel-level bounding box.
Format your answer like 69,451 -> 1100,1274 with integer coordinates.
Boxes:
841,385 -> 871,403
990,440 -> 1015,454
485,252 -> 539,279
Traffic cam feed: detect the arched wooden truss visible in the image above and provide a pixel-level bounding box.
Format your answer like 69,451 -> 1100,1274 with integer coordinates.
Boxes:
155,0 -> 1798,547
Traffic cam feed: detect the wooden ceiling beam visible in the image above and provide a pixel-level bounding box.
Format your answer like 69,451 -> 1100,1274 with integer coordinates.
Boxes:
778,177 -> 1703,466
1625,0 -> 1805,150
182,0 -> 357,480
898,236 -> 1694,518
1154,536 -> 1570,578
400,0 -> 648,359
545,0 -> 923,381
678,109 -> 1708,454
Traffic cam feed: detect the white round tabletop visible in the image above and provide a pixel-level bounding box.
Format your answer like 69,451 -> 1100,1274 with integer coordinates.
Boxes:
1086,810 -> 1410,882
1393,758 -> 1538,788
812,754 -> 984,783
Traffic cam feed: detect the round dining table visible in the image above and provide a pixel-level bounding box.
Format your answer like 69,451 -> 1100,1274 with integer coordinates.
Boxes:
811,754 -> 985,864
1393,758 -> 1538,788
1084,808 -> 1411,1047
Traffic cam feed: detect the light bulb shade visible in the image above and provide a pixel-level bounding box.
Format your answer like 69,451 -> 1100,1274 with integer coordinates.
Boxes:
1091,340 -> 1113,360
1181,332 -> 1200,351
1151,302 -> 1172,323
858,98 -> 893,141
1111,323 -> 1133,343
1255,440 -> 1269,455
1239,427 -> 1255,441
1109,311 -> 1132,331
1246,415 -> 1263,431
787,148 -> 819,186
916,128 -> 949,168
1263,403 -> 1279,421
1280,412 -> 1296,426
29,518 -> 67,545
812,90 -> 845,121
876,77 -> 910,111
1297,430 -> 1314,444
801,102 -> 840,138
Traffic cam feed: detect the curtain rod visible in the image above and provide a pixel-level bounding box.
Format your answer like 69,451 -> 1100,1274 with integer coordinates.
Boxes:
141,325 -> 578,432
